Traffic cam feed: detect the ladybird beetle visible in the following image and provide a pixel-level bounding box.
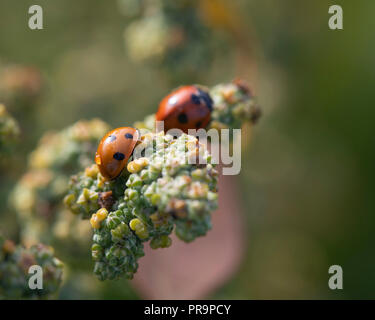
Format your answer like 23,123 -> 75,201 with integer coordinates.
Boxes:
95,127 -> 140,180
155,85 -> 213,133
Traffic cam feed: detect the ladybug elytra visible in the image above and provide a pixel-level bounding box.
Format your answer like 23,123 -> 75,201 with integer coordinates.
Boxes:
155,85 -> 213,133
95,127 -> 140,180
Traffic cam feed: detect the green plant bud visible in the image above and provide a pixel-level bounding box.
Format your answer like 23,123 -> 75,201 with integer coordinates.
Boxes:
144,185 -> 155,199
126,174 -> 143,187
126,188 -> 139,201
139,169 -> 149,181
111,223 -> 130,242
63,193 -> 76,207
151,193 -> 161,205
129,218 -> 149,240
91,244 -> 103,261
105,215 -> 121,230
93,230 -> 111,247
148,170 -> 160,181
149,161 -> 162,173
150,235 -> 172,249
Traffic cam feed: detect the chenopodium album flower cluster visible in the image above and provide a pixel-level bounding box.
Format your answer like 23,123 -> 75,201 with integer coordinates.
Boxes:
209,79 -> 261,130
0,233 -> 63,299
63,80 -> 259,281
11,119 -> 110,245
65,132 -> 218,280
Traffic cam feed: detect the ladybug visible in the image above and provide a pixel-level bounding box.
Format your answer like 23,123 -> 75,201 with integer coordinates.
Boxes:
95,127 -> 140,180
156,85 -> 213,133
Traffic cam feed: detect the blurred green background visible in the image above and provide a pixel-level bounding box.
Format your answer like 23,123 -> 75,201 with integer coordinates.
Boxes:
0,0 -> 374,299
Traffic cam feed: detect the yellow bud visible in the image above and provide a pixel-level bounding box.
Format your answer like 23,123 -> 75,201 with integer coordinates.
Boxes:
85,164 -> 99,178
129,218 -> 149,239
63,194 -> 76,206
127,161 -> 142,173
127,157 -> 148,173
96,208 -> 108,221
90,208 -> 108,229
90,214 -> 100,229
136,157 -> 149,167
129,218 -> 141,230
76,193 -> 86,205
82,188 -> 90,199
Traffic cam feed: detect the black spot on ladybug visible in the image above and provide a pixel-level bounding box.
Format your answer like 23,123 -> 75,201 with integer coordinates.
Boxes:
125,133 -> 133,139
178,112 -> 188,124
198,89 -> 213,111
113,152 -> 125,161
106,135 -> 116,142
205,99 -> 213,112
191,94 -> 201,105
196,121 -> 202,128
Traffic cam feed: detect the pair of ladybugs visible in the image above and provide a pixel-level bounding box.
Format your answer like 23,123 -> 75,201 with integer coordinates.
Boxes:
95,85 -> 214,180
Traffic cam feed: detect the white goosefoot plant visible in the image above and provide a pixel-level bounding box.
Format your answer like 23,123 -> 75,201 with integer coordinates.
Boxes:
64,80 -> 260,280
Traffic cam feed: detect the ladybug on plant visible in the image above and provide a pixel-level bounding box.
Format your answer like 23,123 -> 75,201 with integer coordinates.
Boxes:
95,85 -> 215,181
156,85 -> 213,133
95,127 -> 140,180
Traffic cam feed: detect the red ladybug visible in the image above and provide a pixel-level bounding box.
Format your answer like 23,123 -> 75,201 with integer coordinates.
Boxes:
156,85 -> 213,133
95,127 -> 140,180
